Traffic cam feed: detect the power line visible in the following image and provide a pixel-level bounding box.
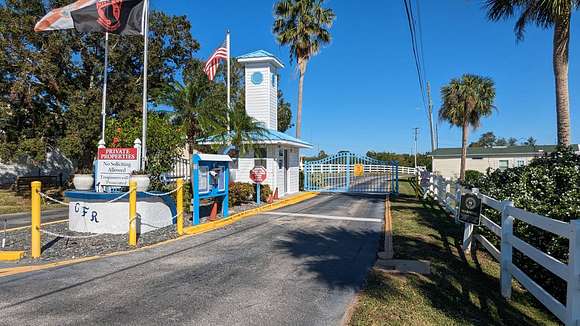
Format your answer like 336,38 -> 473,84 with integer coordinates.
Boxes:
402,0 -> 427,109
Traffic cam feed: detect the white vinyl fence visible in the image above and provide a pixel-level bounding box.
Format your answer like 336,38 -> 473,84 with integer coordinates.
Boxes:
423,174 -> 580,326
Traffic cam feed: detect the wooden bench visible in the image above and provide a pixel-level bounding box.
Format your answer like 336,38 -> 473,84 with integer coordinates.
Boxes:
14,174 -> 63,194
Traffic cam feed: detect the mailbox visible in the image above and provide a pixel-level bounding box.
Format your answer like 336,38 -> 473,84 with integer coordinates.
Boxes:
192,154 -> 232,225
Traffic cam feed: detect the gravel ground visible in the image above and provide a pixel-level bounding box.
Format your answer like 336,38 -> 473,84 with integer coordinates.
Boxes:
2,201 -> 266,266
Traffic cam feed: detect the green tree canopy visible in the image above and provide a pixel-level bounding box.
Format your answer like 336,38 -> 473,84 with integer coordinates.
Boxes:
0,0 -> 198,168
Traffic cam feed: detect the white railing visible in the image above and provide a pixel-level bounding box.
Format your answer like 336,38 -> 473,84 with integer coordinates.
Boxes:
422,174 -> 580,326
169,158 -> 190,181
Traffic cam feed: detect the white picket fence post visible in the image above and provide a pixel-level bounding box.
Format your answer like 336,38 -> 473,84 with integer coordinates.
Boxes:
454,182 -> 462,224
500,200 -> 515,299
566,220 -> 580,326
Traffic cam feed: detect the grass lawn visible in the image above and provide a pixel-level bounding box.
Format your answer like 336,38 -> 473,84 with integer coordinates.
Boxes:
0,189 -> 62,215
349,179 -> 559,326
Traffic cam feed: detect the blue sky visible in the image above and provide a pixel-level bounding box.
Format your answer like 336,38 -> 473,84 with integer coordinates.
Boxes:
153,0 -> 579,156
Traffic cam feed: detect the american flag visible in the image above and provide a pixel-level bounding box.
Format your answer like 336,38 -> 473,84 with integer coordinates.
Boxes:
203,41 -> 228,81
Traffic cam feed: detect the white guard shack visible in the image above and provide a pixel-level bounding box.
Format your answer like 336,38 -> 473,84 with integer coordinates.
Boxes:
221,50 -> 312,196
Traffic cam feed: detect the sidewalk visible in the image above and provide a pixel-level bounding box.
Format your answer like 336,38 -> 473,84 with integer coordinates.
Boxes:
348,180 -> 559,325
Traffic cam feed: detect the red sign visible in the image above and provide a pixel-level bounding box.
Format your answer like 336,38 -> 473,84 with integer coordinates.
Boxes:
98,148 -> 138,160
250,167 -> 267,183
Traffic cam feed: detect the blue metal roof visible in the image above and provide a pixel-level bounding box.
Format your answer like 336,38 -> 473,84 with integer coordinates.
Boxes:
200,129 -> 312,148
237,50 -> 278,59
263,129 -> 312,147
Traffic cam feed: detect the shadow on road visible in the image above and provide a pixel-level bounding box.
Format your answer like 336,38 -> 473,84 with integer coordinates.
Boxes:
274,226 -> 381,290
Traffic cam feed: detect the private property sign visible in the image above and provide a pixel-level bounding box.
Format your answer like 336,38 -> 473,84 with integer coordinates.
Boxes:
96,148 -> 140,187
250,167 -> 267,184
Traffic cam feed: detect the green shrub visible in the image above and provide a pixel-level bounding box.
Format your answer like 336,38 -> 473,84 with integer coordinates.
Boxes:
229,182 -> 254,206
463,170 -> 485,188
299,170 -> 304,191
228,182 -> 273,206
471,146 -> 580,303
258,183 -> 272,203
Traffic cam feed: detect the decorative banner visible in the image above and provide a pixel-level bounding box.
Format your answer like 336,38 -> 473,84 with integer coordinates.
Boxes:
96,147 -> 140,187
354,164 -> 364,177
459,192 -> 482,225
250,166 -> 267,184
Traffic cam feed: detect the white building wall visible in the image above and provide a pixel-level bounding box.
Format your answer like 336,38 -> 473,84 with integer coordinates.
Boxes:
230,145 -> 302,196
245,63 -> 275,129
233,146 -> 278,191
269,70 -> 278,130
0,148 -> 74,186
288,149 -> 300,194
275,147 -> 285,196
432,155 -> 536,179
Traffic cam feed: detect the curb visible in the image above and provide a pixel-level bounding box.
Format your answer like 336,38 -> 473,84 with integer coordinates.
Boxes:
184,191 -> 319,235
0,251 -> 25,261
0,191 -> 319,278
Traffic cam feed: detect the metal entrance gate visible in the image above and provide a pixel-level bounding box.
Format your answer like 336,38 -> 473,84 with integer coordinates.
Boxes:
303,151 -> 399,194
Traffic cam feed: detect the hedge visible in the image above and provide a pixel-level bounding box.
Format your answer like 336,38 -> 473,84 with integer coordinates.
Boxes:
469,146 -> 580,303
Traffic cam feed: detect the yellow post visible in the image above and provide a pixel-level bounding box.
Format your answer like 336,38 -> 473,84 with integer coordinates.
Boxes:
176,178 -> 184,236
129,180 -> 137,246
31,181 -> 42,258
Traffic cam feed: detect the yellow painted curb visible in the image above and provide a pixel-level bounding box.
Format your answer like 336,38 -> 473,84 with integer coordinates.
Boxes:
0,191 -> 319,278
184,191 -> 319,235
0,251 -> 25,261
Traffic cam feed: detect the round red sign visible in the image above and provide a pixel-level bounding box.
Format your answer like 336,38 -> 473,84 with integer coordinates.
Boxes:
250,167 -> 267,183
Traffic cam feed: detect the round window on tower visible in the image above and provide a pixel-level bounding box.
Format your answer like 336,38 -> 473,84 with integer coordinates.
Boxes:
251,72 -> 263,85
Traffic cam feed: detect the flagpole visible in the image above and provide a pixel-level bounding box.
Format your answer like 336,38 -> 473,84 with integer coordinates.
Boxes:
141,0 -> 150,169
100,32 -> 109,142
226,30 -> 231,135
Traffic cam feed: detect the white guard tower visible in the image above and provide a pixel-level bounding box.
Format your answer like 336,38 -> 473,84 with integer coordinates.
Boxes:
231,50 -> 312,196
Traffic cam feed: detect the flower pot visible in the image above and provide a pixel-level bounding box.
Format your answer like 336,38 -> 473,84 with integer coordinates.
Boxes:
130,175 -> 150,192
73,174 -> 94,191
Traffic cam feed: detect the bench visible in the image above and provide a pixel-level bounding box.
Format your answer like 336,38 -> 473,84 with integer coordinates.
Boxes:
14,174 -> 63,194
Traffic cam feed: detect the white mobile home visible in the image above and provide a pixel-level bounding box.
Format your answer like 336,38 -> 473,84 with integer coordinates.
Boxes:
430,144 -> 580,179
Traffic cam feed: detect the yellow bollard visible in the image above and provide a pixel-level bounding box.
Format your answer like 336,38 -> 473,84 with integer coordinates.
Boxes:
31,181 -> 42,258
176,178 -> 184,236
129,180 -> 137,246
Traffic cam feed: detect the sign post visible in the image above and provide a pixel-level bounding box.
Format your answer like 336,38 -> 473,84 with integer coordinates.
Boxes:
459,188 -> 482,252
250,167 -> 267,205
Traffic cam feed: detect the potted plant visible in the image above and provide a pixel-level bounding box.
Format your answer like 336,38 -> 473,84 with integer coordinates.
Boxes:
73,168 -> 94,191
130,170 -> 150,192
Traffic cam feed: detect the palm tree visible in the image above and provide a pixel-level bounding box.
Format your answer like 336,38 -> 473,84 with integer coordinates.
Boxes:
273,0 -> 335,138
162,61 -> 214,155
440,74 -> 496,181
485,0 -> 577,146
204,104 -> 268,156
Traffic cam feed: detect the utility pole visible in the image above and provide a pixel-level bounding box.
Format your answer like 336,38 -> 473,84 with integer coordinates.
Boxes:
413,127 -> 419,169
427,82 -> 436,152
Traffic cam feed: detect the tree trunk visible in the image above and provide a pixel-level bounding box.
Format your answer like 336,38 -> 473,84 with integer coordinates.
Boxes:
296,58 -> 308,139
553,14 -> 571,146
460,120 -> 469,182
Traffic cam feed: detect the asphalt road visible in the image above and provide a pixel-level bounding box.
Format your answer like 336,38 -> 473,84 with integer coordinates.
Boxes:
1,208 -> 68,229
0,193 -> 384,326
